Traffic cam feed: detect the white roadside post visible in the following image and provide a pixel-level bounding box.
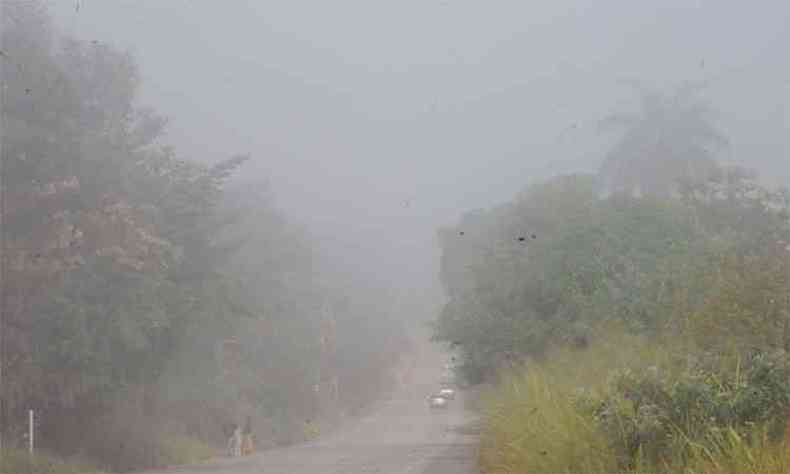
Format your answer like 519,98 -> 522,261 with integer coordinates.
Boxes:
28,409 -> 33,455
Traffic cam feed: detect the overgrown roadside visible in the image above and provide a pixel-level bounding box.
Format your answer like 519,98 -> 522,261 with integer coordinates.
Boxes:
435,108 -> 790,473
0,450 -> 108,474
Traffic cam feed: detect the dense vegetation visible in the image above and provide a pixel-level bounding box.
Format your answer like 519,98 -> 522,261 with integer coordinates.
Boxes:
0,2 -> 407,471
435,84 -> 790,473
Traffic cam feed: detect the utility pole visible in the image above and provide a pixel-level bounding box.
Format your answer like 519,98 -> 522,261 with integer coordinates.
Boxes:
319,302 -> 338,406
316,300 -> 339,413
0,0 -> 6,453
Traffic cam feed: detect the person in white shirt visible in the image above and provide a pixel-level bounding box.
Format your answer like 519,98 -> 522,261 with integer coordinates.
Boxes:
227,423 -> 243,457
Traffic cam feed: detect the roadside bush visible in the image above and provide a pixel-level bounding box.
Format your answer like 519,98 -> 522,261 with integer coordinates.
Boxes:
159,436 -> 216,466
79,415 -> 169,472
479,329 -> 657,474
584,349 -> 790,469
73,408 -> 213,472
480,329 -> 790,474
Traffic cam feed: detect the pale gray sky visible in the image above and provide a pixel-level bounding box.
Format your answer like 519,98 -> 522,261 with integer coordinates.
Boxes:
47,0 -> 790,315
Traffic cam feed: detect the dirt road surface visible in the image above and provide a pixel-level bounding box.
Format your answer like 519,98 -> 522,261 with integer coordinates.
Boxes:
145,342 -> 479,474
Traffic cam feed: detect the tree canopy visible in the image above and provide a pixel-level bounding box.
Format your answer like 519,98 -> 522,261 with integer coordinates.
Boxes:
1,2 -> 407,468
598,81 -> 727,197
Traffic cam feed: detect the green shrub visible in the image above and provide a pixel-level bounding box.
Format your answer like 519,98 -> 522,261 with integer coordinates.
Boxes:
74,412 -> 215,472
160,436 -> 215,466
578,349 -> 790,469
479,329 -> 657,474
480,332 -> 790,474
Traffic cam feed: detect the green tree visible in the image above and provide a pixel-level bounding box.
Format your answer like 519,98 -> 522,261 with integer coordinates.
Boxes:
1,1 -> 248,456
1,2 -> 409,465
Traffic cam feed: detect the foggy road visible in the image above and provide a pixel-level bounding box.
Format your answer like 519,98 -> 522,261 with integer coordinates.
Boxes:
144,345 -> 478,474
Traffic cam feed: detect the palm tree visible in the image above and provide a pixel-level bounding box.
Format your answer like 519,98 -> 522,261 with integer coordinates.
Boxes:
598,80 -> 727,197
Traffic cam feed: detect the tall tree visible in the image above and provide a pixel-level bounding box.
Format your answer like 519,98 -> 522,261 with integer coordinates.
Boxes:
0,0 -> 248,451
598,81 -> 727,196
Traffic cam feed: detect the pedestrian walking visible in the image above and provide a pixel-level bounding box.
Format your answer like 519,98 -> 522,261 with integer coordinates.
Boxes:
227,423 -> 242,457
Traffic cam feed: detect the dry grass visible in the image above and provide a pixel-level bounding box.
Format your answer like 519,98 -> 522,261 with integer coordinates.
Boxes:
0,450 -> 107,474
683,426 -> 790,474
479,328 -> 655,474
159,435 -> 216,466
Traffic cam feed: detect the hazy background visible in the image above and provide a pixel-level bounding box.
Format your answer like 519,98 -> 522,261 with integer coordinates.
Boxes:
47,0 -> 790,319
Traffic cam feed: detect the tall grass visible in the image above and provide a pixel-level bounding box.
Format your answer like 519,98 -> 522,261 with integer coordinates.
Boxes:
0,450 -> 107,474
479,328 -> 659,474
480,366 -> 618,474
478,328 -> 790,474
0,434 -> 213,474
684,426 -> 790,474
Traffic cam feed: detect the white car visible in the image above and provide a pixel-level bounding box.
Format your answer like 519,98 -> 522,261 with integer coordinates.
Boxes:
428,395 -> 449,409
438,388 -> 456,400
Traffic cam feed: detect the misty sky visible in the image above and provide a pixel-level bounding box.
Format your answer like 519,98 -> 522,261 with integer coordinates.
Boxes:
47,0 -> 790,314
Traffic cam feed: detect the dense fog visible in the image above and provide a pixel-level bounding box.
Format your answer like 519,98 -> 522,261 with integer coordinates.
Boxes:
45,1 -> 790,318
1,1 -> 789,472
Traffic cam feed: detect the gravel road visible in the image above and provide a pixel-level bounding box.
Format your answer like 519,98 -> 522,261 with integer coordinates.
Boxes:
143,343 -> 478,474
